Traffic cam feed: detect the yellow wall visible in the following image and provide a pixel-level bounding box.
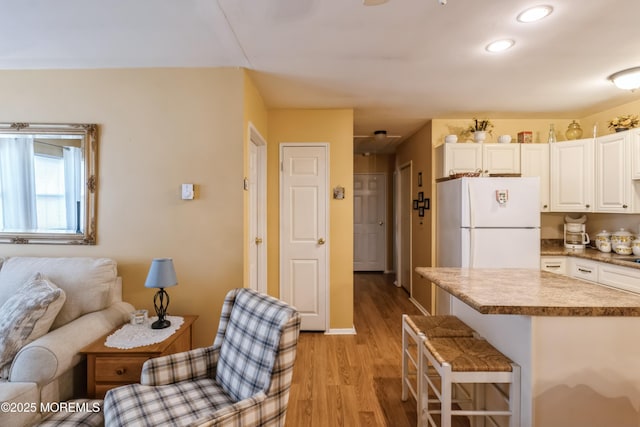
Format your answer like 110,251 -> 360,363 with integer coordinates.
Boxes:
267,109 -> 354,329
354,153 -> 395,271
395,121 -> 433,313
0,68 -> 245,348
242,71 -> 269,289
581,97 -> 640,137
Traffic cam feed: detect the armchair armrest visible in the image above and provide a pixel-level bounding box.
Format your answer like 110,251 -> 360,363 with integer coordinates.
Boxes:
191,392 -> 267,427
141,346 -> 219,386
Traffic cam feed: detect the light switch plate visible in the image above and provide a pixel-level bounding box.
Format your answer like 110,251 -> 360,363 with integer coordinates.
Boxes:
182,183 -> 194,200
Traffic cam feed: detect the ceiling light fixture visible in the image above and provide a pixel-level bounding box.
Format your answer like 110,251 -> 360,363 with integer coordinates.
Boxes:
485,39 -> 515,53
374,130 -> 387,142
517,5 -> 553,23
609,67 -> 640,91
362,0 -> 389,6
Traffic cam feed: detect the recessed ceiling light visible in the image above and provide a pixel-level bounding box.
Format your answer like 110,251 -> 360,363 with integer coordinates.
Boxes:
517,5 -> 553,23
485,39 -> 515,53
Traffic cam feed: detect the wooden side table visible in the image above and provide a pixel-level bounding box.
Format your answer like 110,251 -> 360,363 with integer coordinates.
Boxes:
80,315 -> 198,398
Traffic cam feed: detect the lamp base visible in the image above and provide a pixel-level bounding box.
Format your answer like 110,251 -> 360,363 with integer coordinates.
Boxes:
151,318 -> 171,329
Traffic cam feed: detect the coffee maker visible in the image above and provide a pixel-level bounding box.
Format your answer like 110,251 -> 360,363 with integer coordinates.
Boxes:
564,221 -> 590,249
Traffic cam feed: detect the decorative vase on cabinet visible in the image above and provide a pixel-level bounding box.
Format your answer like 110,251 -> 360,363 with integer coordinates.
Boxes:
565,120 -> 583,140
473,131 -> 487,143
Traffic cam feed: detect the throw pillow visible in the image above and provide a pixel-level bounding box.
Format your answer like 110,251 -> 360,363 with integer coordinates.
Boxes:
0,273 -> 66,379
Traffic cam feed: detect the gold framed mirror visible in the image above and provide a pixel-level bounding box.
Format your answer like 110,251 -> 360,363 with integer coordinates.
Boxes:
0,122 -> 98,244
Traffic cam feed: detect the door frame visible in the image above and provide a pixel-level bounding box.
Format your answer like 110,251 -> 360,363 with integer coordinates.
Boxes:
248,123 -> 267,294
279,142 -> 330,332
353,172 -> 388,271
396,161 -> 413,294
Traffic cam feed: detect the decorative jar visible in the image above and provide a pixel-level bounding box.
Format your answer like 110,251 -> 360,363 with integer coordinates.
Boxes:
565,120 -> 583,140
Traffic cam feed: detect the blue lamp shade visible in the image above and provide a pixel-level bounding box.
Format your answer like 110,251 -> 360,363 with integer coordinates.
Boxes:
144,258 -> 178,289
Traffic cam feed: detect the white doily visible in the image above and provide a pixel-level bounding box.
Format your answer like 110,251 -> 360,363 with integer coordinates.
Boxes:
105,316 -> 184,349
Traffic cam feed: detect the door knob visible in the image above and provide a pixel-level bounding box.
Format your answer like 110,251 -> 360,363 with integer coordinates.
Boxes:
378,221 -> 384,226
318,237 -> 326,245
255,237 -> 263,244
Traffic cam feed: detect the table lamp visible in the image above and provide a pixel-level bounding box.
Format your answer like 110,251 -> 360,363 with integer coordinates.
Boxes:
144,258 -> 178,329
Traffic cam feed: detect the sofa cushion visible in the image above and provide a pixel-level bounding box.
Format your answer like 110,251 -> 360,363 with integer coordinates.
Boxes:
0,257 -> 117,329
0,273 -> 65,379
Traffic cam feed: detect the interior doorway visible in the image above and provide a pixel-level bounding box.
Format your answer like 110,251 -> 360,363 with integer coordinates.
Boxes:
279,144 -> 329,331
248,124 -> 267,294
397,162 -> 412,293
354,173 -> 387,271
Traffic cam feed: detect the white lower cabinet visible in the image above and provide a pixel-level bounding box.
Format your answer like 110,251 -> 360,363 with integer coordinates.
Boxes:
568,257 -> 599,283
598,263 -> 640,294
542,255 -> 640,293
540,256 -> 567,275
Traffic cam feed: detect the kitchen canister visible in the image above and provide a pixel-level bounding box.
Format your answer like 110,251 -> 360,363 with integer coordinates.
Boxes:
611,228 -> 633,250
594,230 -> 611,250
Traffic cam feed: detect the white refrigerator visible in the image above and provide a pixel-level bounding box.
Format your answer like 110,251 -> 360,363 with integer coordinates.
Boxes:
436,177 -> 540,269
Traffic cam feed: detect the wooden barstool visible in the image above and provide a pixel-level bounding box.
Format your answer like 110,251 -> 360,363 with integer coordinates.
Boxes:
419,337 -> 521,427
401,314 -> 475,402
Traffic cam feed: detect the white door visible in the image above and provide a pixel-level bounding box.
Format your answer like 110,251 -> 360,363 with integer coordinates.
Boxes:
354,173 -> 386,271
248,125 -> 267,293
280,144 -> 328,331
398,163 -> 412,293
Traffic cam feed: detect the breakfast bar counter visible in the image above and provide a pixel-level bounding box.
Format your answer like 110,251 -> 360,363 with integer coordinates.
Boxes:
416,267 -> 640,427
415,267 -> 640,316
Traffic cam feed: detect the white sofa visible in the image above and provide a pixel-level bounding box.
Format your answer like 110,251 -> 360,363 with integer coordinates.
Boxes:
0,257 -> 134,427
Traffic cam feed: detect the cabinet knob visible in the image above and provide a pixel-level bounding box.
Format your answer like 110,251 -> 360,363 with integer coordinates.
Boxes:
585,204 -> 590,208
115,368 -> 127,376
623,204 -> 628,208
543,204 -> 548,209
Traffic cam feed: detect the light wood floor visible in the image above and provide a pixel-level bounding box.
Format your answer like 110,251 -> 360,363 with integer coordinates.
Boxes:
285,272 -> 423,426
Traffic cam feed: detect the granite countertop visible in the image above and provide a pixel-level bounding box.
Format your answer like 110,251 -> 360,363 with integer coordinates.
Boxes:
541,240 -> 640,270
416,267 -> 640,317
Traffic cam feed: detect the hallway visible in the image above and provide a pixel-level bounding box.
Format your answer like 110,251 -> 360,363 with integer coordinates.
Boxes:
286,272 -> 423,426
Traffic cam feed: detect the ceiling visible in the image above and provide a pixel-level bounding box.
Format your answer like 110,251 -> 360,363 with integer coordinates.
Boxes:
2,0 -> 640,153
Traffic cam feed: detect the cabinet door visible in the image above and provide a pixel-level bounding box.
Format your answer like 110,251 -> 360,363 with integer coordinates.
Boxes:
540,256 -> 566,275
442,144 -> 482,176
568,257 -> 598,283
632,129 -> 640,180
595,132 -> 631,212
521,144 -> 550,211
482,144 -> 520,174
550,139 -> 594,212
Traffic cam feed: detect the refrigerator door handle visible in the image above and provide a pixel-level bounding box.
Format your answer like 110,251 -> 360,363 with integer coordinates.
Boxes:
468,183 -> 476,268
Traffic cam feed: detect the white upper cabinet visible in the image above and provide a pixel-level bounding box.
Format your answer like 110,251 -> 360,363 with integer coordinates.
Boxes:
482,144 -> 521,175
595,131 -> 631,212
436,143 -> 520,178
631,128 -> 640,180
521,144 -> 550,212
550,138 -> 594,212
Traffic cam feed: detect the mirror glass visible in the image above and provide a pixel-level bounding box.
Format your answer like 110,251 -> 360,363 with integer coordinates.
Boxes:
0,122 -> 98,244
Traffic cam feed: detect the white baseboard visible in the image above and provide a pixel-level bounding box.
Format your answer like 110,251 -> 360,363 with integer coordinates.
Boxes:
325,327 -> 357,335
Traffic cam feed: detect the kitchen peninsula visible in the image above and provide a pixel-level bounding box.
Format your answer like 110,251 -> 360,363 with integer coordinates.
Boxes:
416,267 -> 640,427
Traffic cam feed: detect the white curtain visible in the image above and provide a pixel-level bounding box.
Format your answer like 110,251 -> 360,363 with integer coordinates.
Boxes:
0,137 -> 37,231
63,146 -> 82,232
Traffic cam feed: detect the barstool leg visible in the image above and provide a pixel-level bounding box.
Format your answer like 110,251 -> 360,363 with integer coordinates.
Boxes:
510,364 -> 521,427
441,364 -> 452,427
402,316 -> 409,401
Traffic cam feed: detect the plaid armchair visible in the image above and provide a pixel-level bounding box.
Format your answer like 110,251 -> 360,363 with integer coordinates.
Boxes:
103,288 -> 301,427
